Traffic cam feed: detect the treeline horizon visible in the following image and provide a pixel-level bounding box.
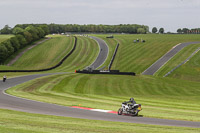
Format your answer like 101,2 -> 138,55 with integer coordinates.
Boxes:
1,24 -> 149,34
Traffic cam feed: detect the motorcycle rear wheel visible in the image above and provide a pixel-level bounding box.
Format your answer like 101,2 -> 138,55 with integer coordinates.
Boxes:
132,109 -> 139,116
118,108 -> 123,115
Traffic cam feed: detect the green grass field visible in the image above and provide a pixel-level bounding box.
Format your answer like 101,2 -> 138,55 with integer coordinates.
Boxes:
1,109 -> 198,133
2,34 -> 200,132
109,34 -> 200,74
0,35 -> 13,43
11,35 -> 74,70
155,43 -> 200,78
168,48 -> 200,81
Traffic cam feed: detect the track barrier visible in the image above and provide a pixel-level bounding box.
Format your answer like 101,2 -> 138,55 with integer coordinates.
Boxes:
76,69 -> 135,76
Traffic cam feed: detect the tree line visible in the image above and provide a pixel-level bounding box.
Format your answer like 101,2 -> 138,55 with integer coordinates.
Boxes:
0,24 -> 49,64
177,28 -> 200,34
1,24 -> 149,34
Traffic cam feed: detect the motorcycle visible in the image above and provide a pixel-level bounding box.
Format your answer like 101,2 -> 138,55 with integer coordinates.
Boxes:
118,102 -> 142,116
3,77 -> 6,82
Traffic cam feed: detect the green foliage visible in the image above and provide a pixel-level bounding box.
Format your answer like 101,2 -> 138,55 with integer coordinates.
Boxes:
40,24 -> 49,35
36,27 -> 45,38
177,28 -> 182,34
16,34 -> 27,48
182,28 -> 189,34
0,25 -> 12,34
159,28 -> 164,34
10,37 -> 20,52
137,28 -> 146,34
27,23 -> 149,34
25,26 -> 39,41
152,27 -> 157,33
2,40 -> 14,56
12,27 -> 24,35
0,44 -> 8,63
22,31 -> 33,43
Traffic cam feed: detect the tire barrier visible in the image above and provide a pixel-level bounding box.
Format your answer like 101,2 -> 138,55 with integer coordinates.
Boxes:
0,36 -> 77,73
76,70 -> 135,76
108,43 -> 119,70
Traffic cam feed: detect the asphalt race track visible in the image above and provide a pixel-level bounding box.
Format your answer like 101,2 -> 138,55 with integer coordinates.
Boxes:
0,74 -> 200,128
0,38 -> 200,128
89,36 -> 108,69
142,42 -> 200,75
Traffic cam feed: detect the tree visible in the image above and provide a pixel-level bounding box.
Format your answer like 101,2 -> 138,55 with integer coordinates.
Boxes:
36,27 -> 45,38
0,44 -> 8,63
152,27 -> 158,33
40,25 -> 49,35
12,27 -> 24,35
159,28 -> 164,34
182,28 -> 189,34
16,34 -> 27,48
10,37 -> 20,52
23,31 -> 33,43
177,28 -> 182,34
137,28 -> 146,34
2,40 -> 14,56
0,25 -> 12,34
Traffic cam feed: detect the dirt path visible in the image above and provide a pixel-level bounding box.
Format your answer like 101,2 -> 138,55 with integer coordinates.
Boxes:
7,37 -> 51,66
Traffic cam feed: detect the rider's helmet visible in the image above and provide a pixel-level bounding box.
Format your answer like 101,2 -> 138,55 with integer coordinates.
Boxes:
130,97 -> 134,101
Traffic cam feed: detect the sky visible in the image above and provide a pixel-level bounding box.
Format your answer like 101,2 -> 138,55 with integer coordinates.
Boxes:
0,0 -> 200,32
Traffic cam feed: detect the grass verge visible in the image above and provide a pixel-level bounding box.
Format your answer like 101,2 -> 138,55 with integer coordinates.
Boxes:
0,108 -> 199,133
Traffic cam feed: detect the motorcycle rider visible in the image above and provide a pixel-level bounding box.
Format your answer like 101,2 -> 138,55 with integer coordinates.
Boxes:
124,97 -> 136,110
126,97 -> 136,105
3,75 -> 7,82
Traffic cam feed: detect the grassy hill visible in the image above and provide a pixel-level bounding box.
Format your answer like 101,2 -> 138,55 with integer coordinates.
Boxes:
11,35 -> 74,70
52,35 -> 99,72
0,35 -> 13,43
108,34 -> 200,74
168,48 -> 200,82
155,43 -> 200,78
0,35 -> 99,71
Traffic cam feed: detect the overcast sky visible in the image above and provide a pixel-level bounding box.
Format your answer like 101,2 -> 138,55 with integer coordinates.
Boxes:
0,0 -> 199,32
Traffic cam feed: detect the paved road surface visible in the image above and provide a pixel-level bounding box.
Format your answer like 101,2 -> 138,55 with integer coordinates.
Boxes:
89,36 -> 108,69
142,42 -> 200,75
0,74 -> 200,128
